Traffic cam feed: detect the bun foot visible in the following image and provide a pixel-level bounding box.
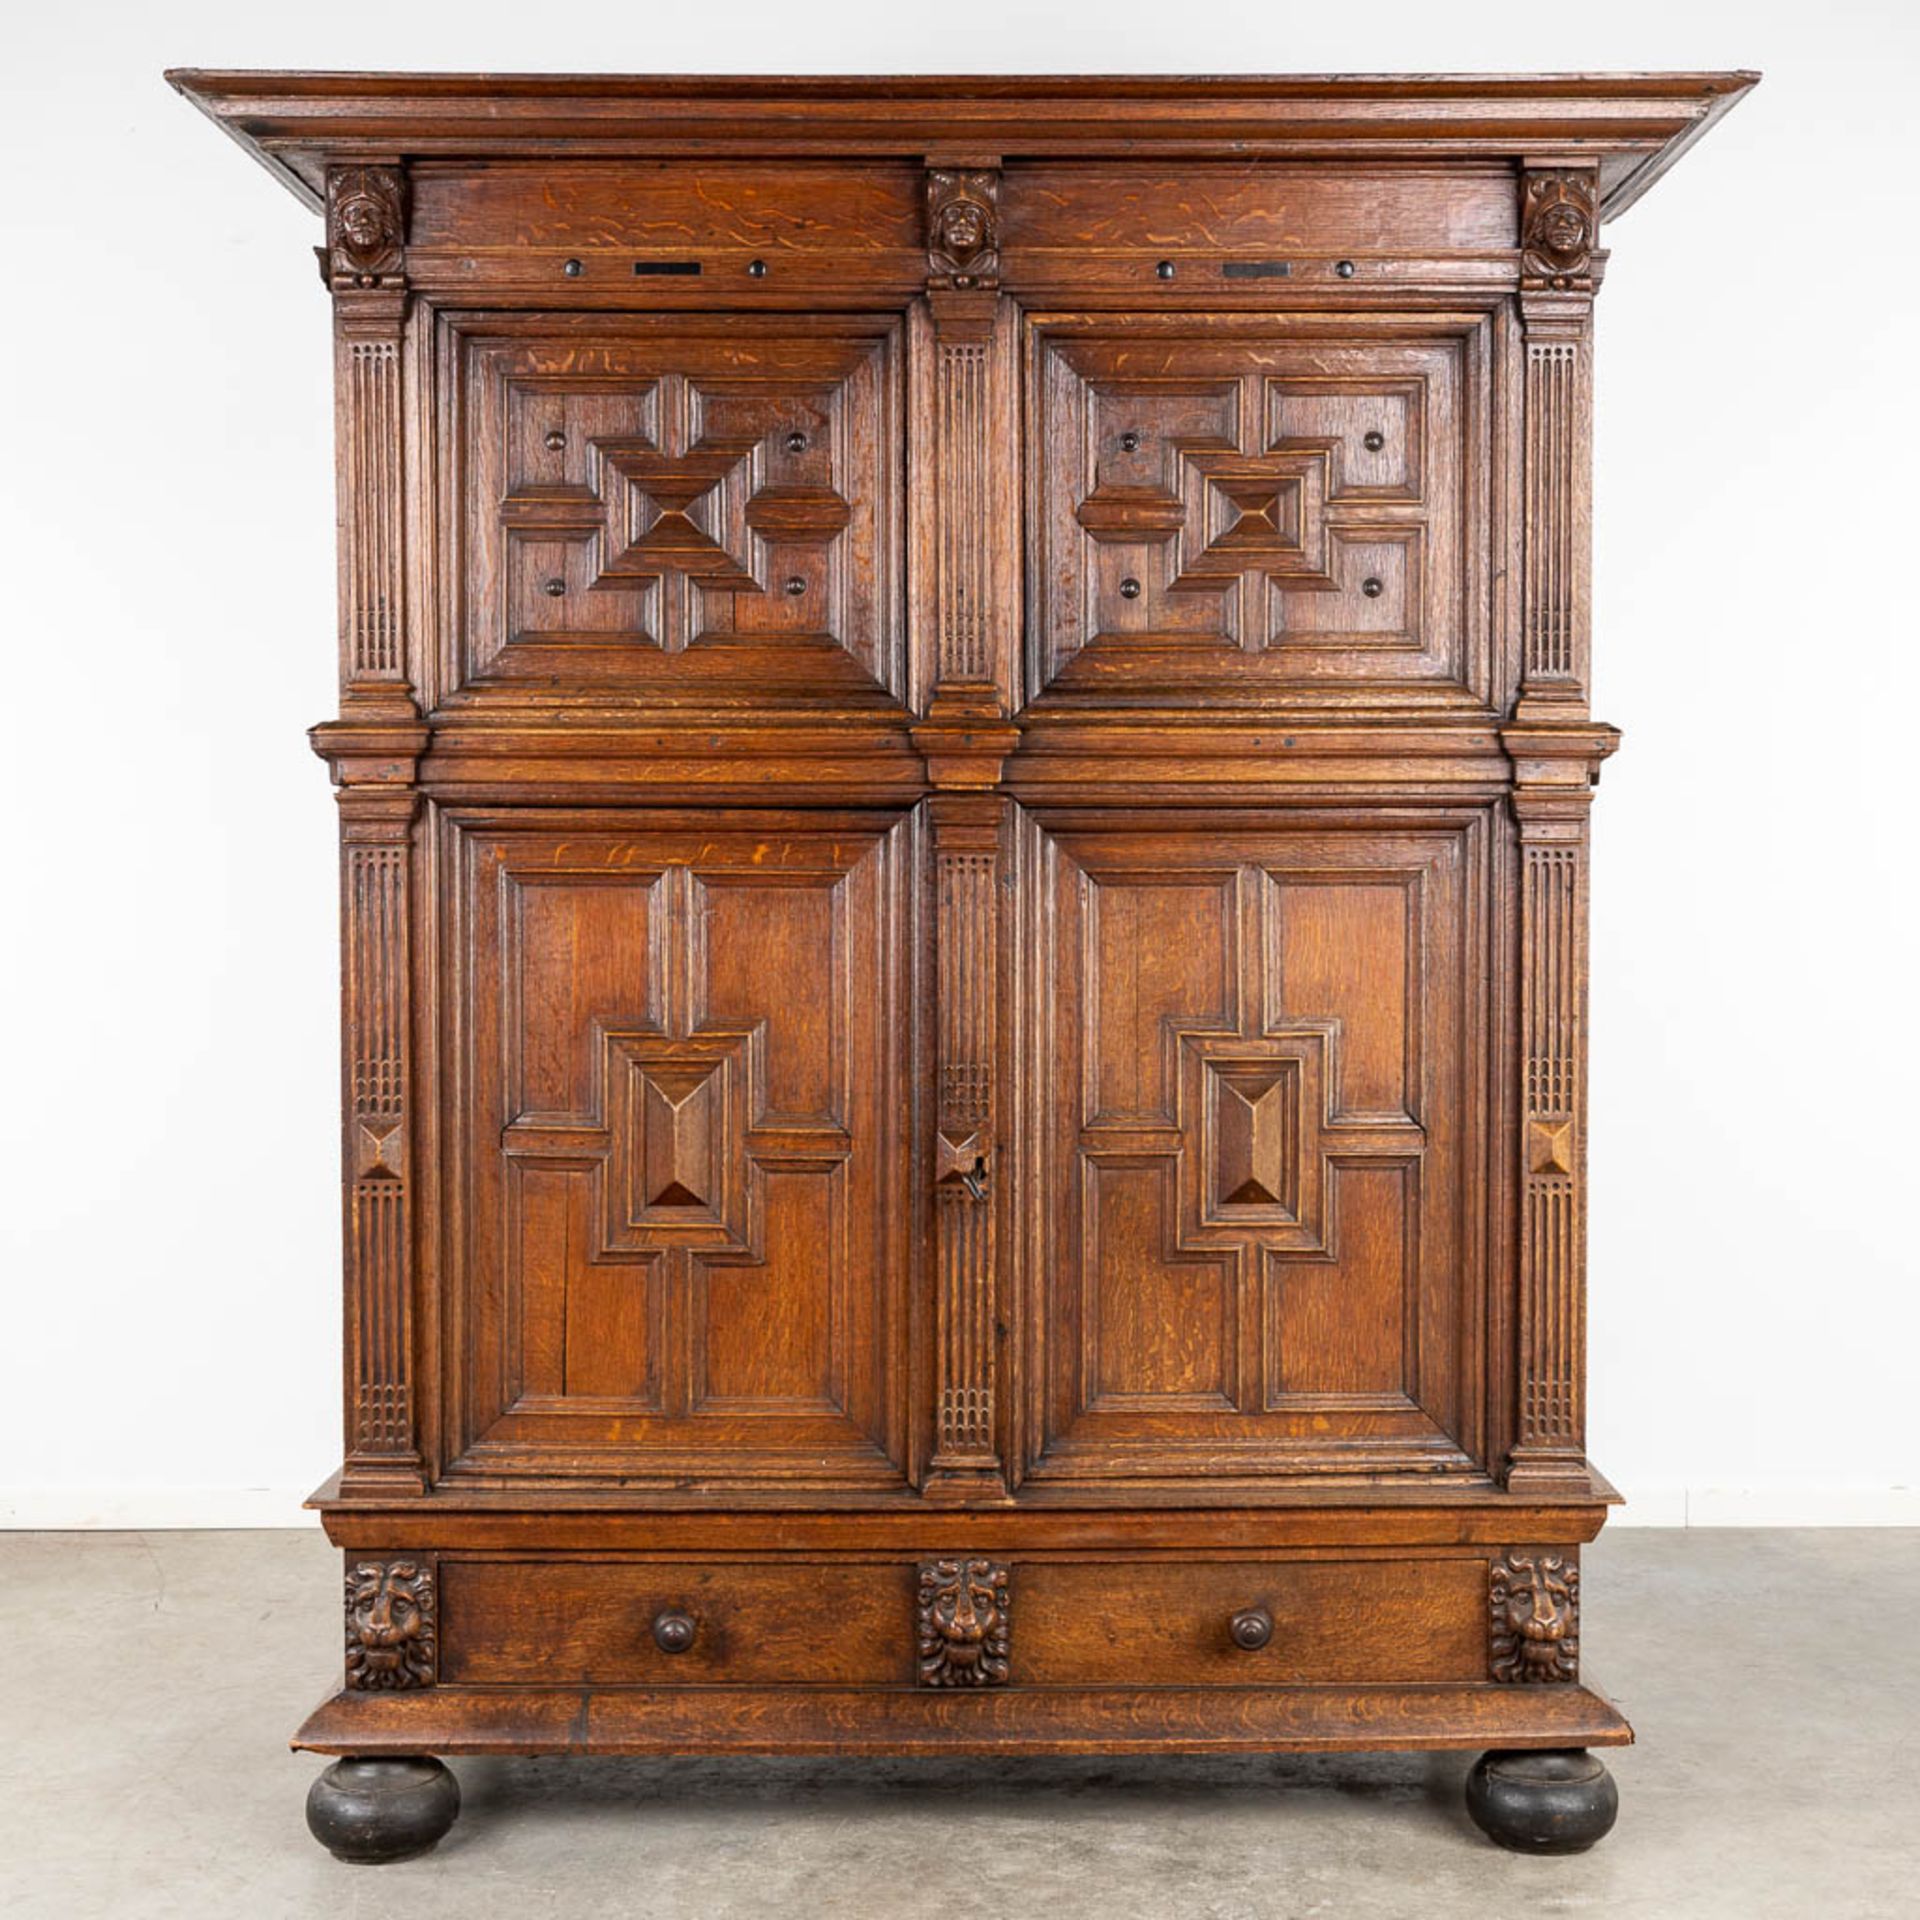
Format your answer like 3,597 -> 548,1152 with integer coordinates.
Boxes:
305,1756 -> 460,1863
1465,1748 -> 1618,1854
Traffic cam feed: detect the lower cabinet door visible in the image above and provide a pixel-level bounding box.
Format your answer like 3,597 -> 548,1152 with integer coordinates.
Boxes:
1017,813 -> 1490,1484
442,812 -> 916,1488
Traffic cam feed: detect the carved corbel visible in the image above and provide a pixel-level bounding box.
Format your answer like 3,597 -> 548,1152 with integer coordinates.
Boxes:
1520,170 -> 1597,295
322,164 -> 409,292
926,167 -> 1000,290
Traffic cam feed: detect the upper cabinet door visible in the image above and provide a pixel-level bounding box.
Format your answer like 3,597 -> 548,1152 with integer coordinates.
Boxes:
1025,313 -> 1498,711
445,313 -> 906,710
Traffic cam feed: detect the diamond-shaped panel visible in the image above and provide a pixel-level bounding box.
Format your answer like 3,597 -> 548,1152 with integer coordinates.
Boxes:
603,1027 -> 757,1253
1211,1061 -> 1300,1209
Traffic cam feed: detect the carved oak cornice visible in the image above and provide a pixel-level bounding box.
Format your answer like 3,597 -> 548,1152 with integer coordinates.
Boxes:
171,73 -> 1759,222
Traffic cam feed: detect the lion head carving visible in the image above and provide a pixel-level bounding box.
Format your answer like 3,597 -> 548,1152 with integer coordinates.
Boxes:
344,1558 -> 436,1691
917,1556 -> 1010,1687
1489,1550 -> 1579,1684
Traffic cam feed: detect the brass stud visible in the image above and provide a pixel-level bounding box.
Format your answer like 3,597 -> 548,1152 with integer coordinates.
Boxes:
1335,259 -> 1357,278
544,429 -> 566,452
1363,429 -> 1385,452
785,430 -> 809,453
544,578 -> 566,597
747,258 -> 769,278
1156,260 -> 1176,280
784,577 -> 807,596
1120,431 -> 1141,453
562,258 -> 583,278
1119,577 -> 1142,599
1362,576 -> 1384,598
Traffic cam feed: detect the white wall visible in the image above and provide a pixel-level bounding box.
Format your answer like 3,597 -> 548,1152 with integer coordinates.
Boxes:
2,0 -> 1914,1528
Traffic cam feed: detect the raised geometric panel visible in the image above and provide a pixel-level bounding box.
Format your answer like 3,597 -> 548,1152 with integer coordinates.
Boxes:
1022,819 -> 1483,1482
452,818 -> 911,1486
1211,1060 -> 1299,1210
602,1026 -> 757,1250
1027,317 -> 1485,706
453,314 -> 905,704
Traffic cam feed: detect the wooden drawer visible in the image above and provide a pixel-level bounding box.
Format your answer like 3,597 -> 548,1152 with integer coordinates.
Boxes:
439,1559 -> 917,1687
439,1553 -> 1490,1690
1017,1557 -> 1487,1686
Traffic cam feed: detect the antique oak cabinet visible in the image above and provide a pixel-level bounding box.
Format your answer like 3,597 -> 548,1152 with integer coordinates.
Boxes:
170,70 -> 1753,1859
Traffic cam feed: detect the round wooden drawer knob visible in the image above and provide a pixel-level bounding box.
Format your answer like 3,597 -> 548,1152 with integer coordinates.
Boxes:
1228,1606 -> 1274,1650
652,1610 -> 697,1654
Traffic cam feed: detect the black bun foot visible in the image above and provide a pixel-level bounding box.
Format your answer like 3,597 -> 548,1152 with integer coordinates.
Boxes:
305,1756 -> 460,1863
1465,1748 -> 1618,1854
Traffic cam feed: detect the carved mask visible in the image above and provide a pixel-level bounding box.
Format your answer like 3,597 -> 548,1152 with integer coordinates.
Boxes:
345,1560 -> 435,1688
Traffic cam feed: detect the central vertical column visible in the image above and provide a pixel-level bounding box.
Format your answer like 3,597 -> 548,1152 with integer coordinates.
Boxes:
913,162 -> 1020,1497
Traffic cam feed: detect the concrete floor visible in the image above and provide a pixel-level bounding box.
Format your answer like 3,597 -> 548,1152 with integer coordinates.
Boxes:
1,1530 -> 1914,1918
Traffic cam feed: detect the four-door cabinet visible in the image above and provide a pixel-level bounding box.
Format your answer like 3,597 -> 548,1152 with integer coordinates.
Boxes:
168,69 -> 1755,1861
